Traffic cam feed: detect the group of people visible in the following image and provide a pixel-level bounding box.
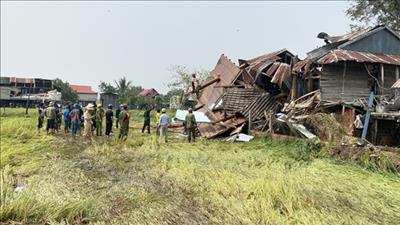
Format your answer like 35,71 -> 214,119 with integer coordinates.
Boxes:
38,102 -> 131,141
37,101 -> 197,143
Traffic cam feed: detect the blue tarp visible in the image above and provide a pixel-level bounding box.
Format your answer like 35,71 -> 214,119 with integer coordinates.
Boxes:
174,109 -> 211,123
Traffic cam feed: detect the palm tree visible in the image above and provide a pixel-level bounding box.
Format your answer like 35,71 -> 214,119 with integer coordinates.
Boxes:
114,76 -> 132,103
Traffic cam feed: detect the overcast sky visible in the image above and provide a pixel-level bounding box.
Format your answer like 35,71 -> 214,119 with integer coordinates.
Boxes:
1,1 -> 352,94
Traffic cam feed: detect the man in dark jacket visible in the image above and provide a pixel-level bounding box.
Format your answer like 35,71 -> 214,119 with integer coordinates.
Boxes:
142,106 -> 153,134
105,104 -> 114,136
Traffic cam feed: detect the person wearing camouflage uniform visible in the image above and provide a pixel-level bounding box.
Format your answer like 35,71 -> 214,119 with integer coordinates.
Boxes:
185,108 -> 197,142
118,104 -> 130,141
96,104 -> 105,136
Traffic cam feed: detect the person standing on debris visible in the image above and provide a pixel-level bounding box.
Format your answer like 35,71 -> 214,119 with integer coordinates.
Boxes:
70,103 -> 81,139
45,101 -> 56,134
191,73 -> 200,99
119,104 -> 130,140
38,102 -> 45,132
115,104 -> 121,129
158,108 -> 170,143
84,103 -> 95,141
185,108 -> 197,142
96,104 -> 105,136
142,106 -> 153,134
155,108 -> 161,136
105,104 -> 114,136
63,104 -> 71,133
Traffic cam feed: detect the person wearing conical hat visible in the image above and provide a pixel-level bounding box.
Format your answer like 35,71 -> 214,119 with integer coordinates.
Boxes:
83,103 -> 95,140
158,108 -> 170,143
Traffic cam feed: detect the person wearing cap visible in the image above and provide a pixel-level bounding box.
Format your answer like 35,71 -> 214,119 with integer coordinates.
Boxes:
84,103 -> 95,140
142,105 -> 153,134
38,102 -> 45,131
45,101 -> 56,134
63,104 -> 71,133
185,108 -> 197,142
70,103 -> 81,139
115,104 -> 122,129
105,104 -> 114,136
96,104 -> 105,136
118,104 -> 130,140
158,108 -> 170,143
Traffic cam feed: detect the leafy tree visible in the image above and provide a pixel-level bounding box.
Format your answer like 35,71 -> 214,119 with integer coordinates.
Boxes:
167,65 -> 210,92
99,81 -> 117,93
114,76 -> 132,104
53,78 -> 78,103
346,0 -> 400,32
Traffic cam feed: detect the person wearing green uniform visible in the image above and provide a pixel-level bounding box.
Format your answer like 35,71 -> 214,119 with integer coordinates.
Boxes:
45,101 -> 56,134
185,108 -> 197,142
96,104 -> 105,136
119,104 -> 130,140
115,104 -> 122,128
142,106 -> 153,134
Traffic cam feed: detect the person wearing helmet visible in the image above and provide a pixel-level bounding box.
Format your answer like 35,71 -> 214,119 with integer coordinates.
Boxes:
185,108 -> 197,142
96,104 -> 105,136
118,104 -> 130,140
105,104 -> 114,136
158,108 -> 169,143
45,101 -> 56,134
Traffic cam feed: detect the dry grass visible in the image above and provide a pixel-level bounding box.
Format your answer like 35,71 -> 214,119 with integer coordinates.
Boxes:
1,108 -> 400,225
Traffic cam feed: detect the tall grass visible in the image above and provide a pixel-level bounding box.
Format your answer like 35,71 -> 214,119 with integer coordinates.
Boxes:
1,108 -> 400,224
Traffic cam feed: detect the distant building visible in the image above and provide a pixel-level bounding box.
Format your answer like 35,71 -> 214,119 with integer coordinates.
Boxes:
0,76 -> 55,106
138,88 -> 160,98
100,92 -> 119,108
70,84 -> 98,106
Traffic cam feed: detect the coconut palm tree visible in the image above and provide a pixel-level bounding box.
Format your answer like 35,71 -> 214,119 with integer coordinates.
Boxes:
114,76 -> 132,103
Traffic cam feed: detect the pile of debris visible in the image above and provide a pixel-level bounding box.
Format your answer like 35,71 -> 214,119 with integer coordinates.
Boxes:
178,49 -> 304,141
173,25 -> 400,146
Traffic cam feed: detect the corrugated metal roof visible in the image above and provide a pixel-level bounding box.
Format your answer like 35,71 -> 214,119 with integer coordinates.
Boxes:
198,117 -> 246,139
70,84 -> 97,94
138,88 -> 159,97
392,79 -> 400,88
317,49 -> 400,66
240,93 -> 280,121
196,54 -> 241,117
221,88 -> 264,114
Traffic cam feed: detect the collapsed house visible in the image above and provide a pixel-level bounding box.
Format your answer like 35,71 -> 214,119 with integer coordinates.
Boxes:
184,25 -> 399,146
292,25 -> 400,146
191,49 -> 296,139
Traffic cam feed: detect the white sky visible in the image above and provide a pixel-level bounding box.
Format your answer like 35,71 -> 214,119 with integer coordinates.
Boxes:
1,1 -> 352,94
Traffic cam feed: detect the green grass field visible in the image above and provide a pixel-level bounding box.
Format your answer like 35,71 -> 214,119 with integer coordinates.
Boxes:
1,108 -> 400,225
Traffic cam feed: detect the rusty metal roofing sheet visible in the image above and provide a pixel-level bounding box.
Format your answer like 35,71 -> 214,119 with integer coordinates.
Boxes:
221,88 -> 264,114
198,117 -> 246,139
270,63 -> 290,87
265,62 -> 280,77
317,49 -> 400,66
240,93 -> 279,121
293,58 -> 313,74
392,79 -> 400,88
197,54 -> 241,116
